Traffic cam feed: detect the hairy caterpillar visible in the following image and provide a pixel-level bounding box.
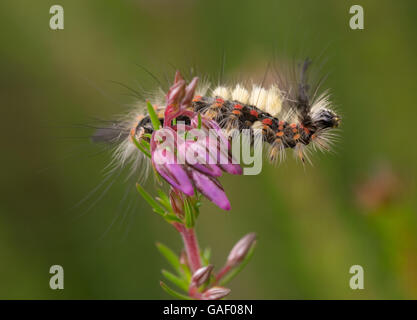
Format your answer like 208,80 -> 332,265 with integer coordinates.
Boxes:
92,58 -> 341,175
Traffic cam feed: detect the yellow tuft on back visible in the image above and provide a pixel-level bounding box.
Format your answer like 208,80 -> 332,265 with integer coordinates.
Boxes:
231,84 -> 250,103
212,86 -> 230,99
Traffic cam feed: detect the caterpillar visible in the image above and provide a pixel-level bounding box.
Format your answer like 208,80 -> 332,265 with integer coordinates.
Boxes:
92,58 -> 341,175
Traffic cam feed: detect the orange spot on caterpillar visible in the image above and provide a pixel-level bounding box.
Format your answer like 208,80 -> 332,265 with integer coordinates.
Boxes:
290,123 -> 297,128
262,118 -> 273,126
279,121 -> 285,126
292,128 -> 298,133
293,134 -> 301,140
234,104 -> 243,110
130,127 -> 136,138
232,110 -> 241,116
276,131 -> 284,137
192,95 -> 202,102
299,124 -> 310,135
214,98 -> 224,108
250,110 -> 259,117
278,125 -> 284,131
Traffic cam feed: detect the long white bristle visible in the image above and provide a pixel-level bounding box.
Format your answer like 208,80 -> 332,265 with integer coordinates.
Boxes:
249,85 -> 268,110
231,84 -> 250,103
212,86 -> 230,99
265,85 -> 282,116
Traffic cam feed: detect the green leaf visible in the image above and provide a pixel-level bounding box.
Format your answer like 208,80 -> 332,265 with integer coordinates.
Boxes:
136,184 -> 182,224
164,213 -> 183,224
147,101 -> 161,130
152,207 -> 166,216
156,189 -> 172,212
135,183 -> 164,215
197,112 -> 202,129
219,242 -> 257,286
183,198 -> 195,228
140,139 -> 150,150
181,263 -> 192,283
161,270 -> 189,292
201,247 -> 211,266
160,281 -> 192,300
131,134 -> 151,158
156,242 -> 181,274
190,199 -> 200,218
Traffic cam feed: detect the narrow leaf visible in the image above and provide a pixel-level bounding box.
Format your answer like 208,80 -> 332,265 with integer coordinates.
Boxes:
147,101 -> 161,130
152,207 -> 166,216
156,189 -> 172,212
164,213 -> 183,224
135,183 -> 164,215
197,112 -> 202,129
162,270 -> 189,292
131,134 -> 151,158
202,247 -> 211,266
183,198 -> 195,228
180,259 -> 192,282
140,139 -> 150,150
156,242 -> 181,274
160,281 -> 193,300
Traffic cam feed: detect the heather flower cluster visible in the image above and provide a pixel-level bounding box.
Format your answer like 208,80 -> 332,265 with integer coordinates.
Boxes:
133,72 -> 256,300
151,72 -> 242,210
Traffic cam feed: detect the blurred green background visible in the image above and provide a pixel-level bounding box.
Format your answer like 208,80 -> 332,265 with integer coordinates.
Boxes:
1,0 -> 416,299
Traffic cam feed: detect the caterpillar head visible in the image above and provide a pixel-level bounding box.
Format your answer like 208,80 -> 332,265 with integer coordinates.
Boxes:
312,108 -> 341,130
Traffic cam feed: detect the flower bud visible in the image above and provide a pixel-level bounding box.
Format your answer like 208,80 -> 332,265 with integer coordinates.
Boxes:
166,79 -> 185,108
181,77 -> 198,108
169,188 -> 184,218
191,265 -> 213,287
226,232 -> 257,268
174,70 -> 184,84
202,286 -> 231,300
